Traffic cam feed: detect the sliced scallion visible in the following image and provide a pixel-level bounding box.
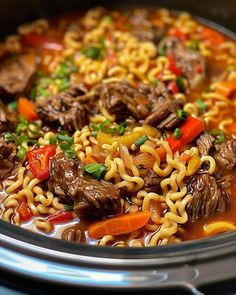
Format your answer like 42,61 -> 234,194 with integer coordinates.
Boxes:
28,122 -> 40,135
57,134 -> 73,144
176,109 -> 189,120
60,143 -> 71,150
17,146 -> 26,160
65,149 -> 77,159
83,163 -> 107,180
209,129 -> 225,144
134,135 -> 149,147
3,132 -> 16,143
49,136 -> 57,145
196,98 -> 207,112
7,101 -> 17,111
176,77 -> 185,92
173,128 -> 182,139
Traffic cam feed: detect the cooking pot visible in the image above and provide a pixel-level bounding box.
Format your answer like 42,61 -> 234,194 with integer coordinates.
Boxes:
1,1 -> 236,294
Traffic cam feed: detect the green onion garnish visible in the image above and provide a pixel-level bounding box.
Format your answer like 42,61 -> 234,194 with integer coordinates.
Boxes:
7,101 -> 17,111
60,143 -> 71,150
83,163 -> 107,180
28,122 -> 40,135
17,146 -> 26,160
64,203 -> 74,211
15,135 -> 29,145
83,46 -> 101,60
187,39 -> 200,51
57,134 -> 73,144
134,135 -> 149,147
176,109 -> 189,120
49,136 -> 57,145
196,98 -> 207,112
15,122 -> 27,134
117,122 -> 127,135
173,128 -> 182,139
57,78 -> 70,91
158,44 -> 167,56
91,131 -> 98,137
209,129 -> 225,144
65,149 -> 77,159
176,77 -> 185,92
3,132 -> 16,143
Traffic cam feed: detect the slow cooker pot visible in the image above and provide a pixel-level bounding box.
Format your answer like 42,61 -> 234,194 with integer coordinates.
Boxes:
1,1 -> 236,294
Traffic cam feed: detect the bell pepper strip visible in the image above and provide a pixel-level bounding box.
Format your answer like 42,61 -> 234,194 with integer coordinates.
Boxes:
22,32 -> 64,51
169,28 -> 187,42
18,201 -> 32,221
168,81 -> 179,94
27,145 -> 56,180
88,211 -> 151,239
168,55 -> 182,76
18,98 -> 38,121
201,27 -> 224,46
48,210 -> 74,224
214,79 -> 236,98
84,155 -> 98,164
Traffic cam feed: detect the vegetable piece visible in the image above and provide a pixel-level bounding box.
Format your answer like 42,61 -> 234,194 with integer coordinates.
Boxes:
49,136 -> 57,145
89,211 -> 151,239
83,163 -> 107,180
18,98 -> 38,121
214,79 -> 236,98
169,29 -> 187,41
176,77 -> 185,92
168,55 -> 182,75
8,101 -> 17,111
18,201 -> 32,221
97,131 -> 142,148
156,147 -> 167,162
204,221 -> 236,236
173,128 -> 182,139
27,145 -> 56,180
133,153 -> 155,169
22,32 -> 63,51
201,27 -> 224,45
56,134 -> 73,144
134,135 -> 149,147
65,149 -> 77,159
3,132 -> 16,143
48,210 -> 74,224
64,203 -> 74,211
167,116 -> 205,153
84,155 -> 98,164
168,81 -> 179,94
209,129 -> 225,144
17,146 -> 27,160
196,98 -> 207,112
187,39 -> 200,51
83,46 -> 101,59
177,109 -> 189,120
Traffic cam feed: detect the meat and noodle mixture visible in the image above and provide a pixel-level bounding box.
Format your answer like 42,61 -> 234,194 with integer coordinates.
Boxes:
1,8 -> 236,247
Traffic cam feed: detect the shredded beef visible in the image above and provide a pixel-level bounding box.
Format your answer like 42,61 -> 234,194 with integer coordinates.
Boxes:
213,137 -> 236,170
49,153 -> 121,217
143,169 -> 162,193
186,172 -> 230,222
61,224 -> 86,242
196,132 -> 215,156
158,37 -> 206,89
36,86 -> 88,131
0,138 -> 17,180
0,54 -> 36,97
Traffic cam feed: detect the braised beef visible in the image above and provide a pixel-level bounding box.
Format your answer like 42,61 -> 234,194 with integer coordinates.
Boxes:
186,172 -> 230,222
196,132 -> 215,156
0,138 -> 17,180
158,37 -> 206,89
213,137 -> 236,170
61,224 -> 86,242
143,98 -> 180,129
143,169 -> 162,193
130,9 -> 164,43
0,54 -> 36,97
49,153 -> 121,217
36,87 -> 88,131
0,104 -> 17,134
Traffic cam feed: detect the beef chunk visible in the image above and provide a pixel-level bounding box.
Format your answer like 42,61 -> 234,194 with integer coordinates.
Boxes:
49,153 -> 121,217
36,87 -> 88,131
143,98 -> 180,129
213,137 -> 236,170
158,37 -> 206,89
0,104 -> 17,134
196,132 -> 215,156
130,9 -> 164,43
96,81 -> 150,121
143,169 -> 162,193
61,224 -> 86,243
186,173 -> 230,222
0,54 -> 36,97
0,138 -> 17,180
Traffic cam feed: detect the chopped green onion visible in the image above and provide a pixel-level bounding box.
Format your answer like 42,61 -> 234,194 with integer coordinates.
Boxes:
100,119 -> 110,129
3,132 -> 16,143
101,16 -> 113,23
65,149 -> 77,159
57,134 -> 73,144
173,128 -> 182,139
83,46 -> 101,60
196,98 -> 207,112
91,131 -> 97,137
187,39 -> 200,51
7,101 -> 17,111
57,78 -> 70,91
15,135 -> 29,145
117,122 -> 127,135
152,78 -> 158,86
60,143 -> 71,150
176,109 -> 189,120
19,115 -> 26,124
17,146 -> 26,160
83,163 -> 107,180
64,203 -> 74,211
91,123 -> 100,131
55,63 -> 70,79
209,129 -> 225,144
15,122 -> 27,134
158,44 -> 167,56
49,136 -> 57,145
134,135 -> 149,147
176,77 -> 185,92
28,122 -> 40,135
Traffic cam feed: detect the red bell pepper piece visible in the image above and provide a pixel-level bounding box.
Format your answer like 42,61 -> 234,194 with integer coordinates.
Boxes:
18,201 -> 32,221
22,32 -> 64,51
27,145 -> 56,180
168,55 -> 182,76
169,28 -> 187,42
168,81 -> 179,94
48,210 -> 74,224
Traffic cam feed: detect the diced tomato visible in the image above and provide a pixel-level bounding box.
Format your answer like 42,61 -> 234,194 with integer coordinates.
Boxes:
168,81 -> 179,94
27,145 -> 56,180
169,28 -> 187,42
18,201 -> 32,221
195,64 -> 203,73
22,32 -> 64,51
168,55 -> 182,76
